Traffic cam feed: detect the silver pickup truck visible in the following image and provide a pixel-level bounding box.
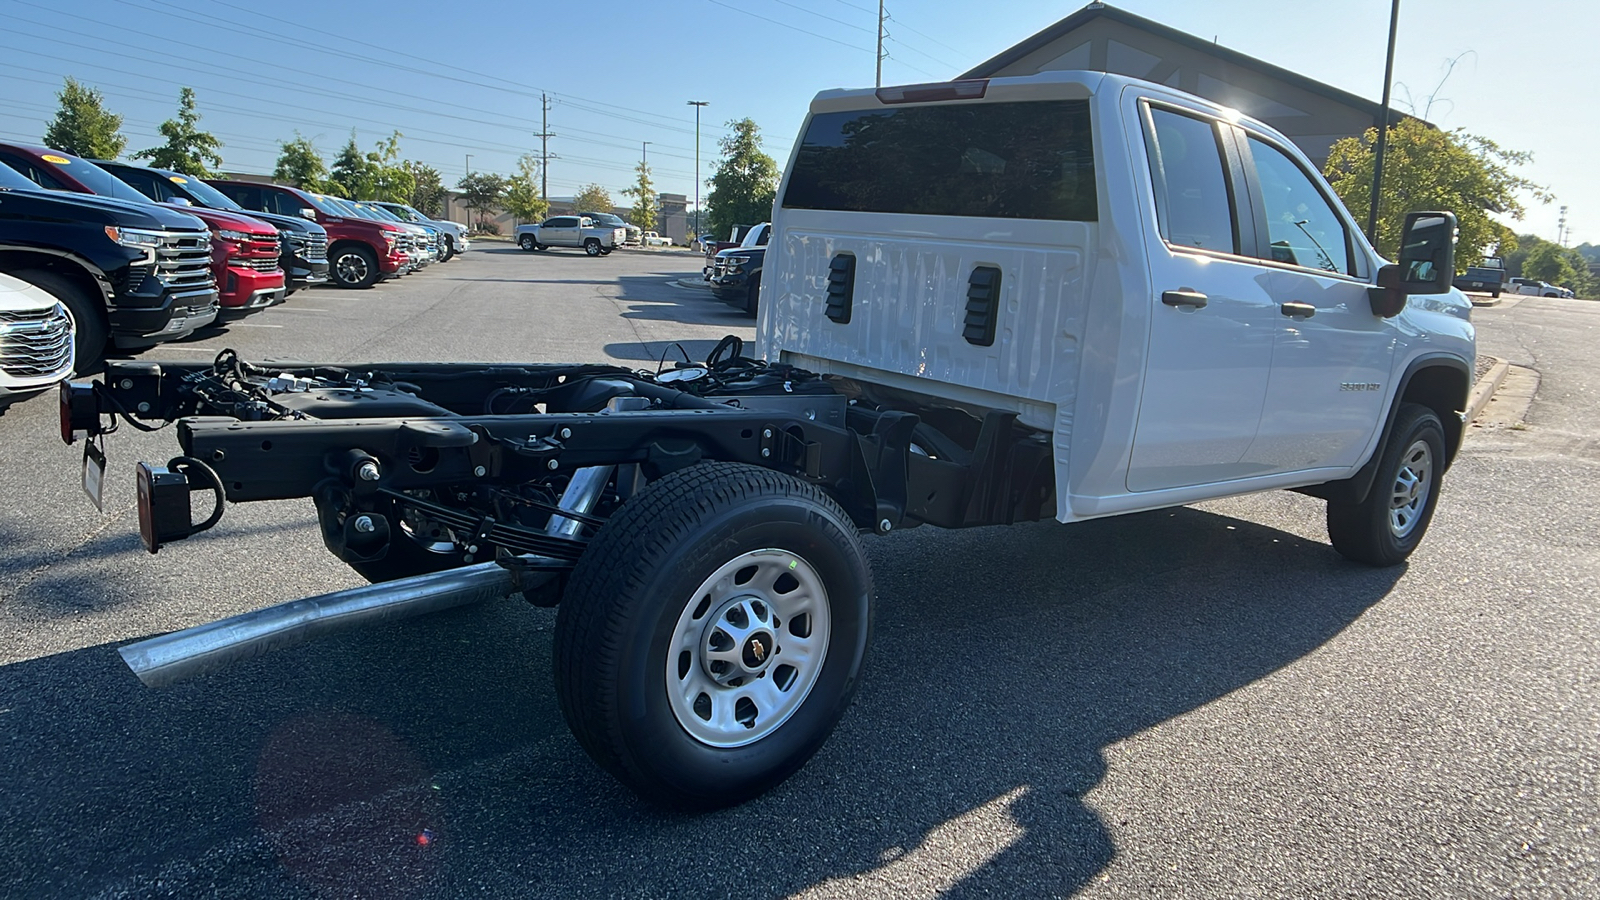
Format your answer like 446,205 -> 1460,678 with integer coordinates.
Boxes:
514,215 -> 625,256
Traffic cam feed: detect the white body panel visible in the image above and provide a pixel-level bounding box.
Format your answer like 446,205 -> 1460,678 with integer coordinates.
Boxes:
762,71 -> 1475,524
0,272 -> 76,396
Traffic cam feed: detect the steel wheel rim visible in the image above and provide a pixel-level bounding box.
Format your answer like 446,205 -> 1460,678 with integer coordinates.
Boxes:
336,252 -> 369,284
665,548 -> 832,748
585,241 -> 600,256
520,236 -> 534,250
1388,439 -> 1433,538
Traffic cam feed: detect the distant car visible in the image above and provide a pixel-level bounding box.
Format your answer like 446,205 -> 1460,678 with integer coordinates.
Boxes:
642,231 -> 671,247
514,216 -> 625,256
370,201 -> 471,261
1514,279 -> 1563,297
581,211 -> 641,246
708,222 -> 771,315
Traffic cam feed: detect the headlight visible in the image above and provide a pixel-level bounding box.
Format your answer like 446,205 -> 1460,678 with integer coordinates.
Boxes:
104,226 -> 163,248
215,229 -> 255,242
726,256 -> 751,265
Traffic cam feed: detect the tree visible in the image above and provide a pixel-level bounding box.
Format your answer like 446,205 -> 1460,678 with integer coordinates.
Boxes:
502,154 -> 549,224
455,172 -> 507,231
572,183 -> 613,216
622,161 -> 657,232
1324,119 -> 1548,267
273,132 -> 329,191
705,118 -> 779,241
42,77 -> 126,160
1510,233 -> 1596,297
134,87 -> 223,176
365,132 -> 413,203
329,131 -> 376,200
405,161 -> 447,217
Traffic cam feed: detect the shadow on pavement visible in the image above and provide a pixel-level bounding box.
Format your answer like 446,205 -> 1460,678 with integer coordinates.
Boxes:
0,505 -> 1401,898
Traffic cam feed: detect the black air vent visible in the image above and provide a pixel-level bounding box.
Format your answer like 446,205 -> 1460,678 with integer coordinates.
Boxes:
825,253 -> 855,324
964,266 -> 1002,346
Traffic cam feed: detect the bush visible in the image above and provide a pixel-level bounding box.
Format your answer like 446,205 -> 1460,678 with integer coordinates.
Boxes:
472,221 -> 501,236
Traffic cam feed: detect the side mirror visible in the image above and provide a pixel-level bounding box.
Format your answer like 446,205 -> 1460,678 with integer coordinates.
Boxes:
300,208 -> 317,220
1368,210 -> 1457,317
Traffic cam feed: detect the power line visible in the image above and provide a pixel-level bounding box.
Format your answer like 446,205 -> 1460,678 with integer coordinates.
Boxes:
769,0 -> 875,33
705,0 -> 872,51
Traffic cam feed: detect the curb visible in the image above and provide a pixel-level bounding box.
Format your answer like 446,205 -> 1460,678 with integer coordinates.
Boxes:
671,278 -> 712,290
1466,357 -> 1510,423
1469,294 -> 1502,308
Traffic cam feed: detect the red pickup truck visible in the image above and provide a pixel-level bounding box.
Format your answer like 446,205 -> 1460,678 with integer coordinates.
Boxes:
207,180 -> 408,289
0,144 -> 284,318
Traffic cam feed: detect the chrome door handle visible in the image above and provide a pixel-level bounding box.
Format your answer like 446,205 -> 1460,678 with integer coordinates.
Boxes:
1280,301 -> 1316,318
1161,289 -> 1208,309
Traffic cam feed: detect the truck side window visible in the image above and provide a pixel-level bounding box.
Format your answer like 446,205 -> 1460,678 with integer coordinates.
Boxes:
1245,137 -> 1351,276
1145,108 -> 1237,254
0,153 -> 69,192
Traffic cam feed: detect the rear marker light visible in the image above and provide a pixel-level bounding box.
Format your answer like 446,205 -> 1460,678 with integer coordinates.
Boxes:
875,79 -> 988,104
137,462 -> 192,554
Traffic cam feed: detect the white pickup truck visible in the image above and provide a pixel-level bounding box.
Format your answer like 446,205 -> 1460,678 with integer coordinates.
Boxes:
66,70 -> 1473,811
514,215 -> 625,256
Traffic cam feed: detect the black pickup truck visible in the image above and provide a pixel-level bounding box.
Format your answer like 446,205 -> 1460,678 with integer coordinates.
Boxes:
0,160 -> 217,367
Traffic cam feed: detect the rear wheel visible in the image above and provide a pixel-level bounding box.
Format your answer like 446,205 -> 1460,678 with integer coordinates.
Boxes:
744,273 -> 761,317
1327,403 -> 1446,566
583,239 -> 602,257
440,236 -> 455,261
554,462 -> 873,809
11,269 -> 106,372
331,246 -> 379,288
519,234 -> 537,251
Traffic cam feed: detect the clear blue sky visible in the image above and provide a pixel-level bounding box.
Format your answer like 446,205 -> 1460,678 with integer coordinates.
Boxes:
0,0 -> 1589,243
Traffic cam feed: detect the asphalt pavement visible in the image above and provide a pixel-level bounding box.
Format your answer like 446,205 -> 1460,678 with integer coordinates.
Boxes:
0,250 -> 1594,899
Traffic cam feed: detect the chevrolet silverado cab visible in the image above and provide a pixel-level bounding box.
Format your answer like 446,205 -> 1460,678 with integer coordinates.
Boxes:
0,145 -> 284,319
60,71 -> 1473,811
514,216 -> 625,255
371,201 -> 470,261
0,159 -> 216,366
207,180 -> 407,288
97,162 -> 329,297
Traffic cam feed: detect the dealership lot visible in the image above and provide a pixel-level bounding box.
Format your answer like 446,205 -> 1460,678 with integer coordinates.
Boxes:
0,250 -> 1595,899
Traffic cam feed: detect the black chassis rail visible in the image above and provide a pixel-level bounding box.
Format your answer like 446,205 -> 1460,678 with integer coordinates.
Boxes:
79,359 -> 1057,542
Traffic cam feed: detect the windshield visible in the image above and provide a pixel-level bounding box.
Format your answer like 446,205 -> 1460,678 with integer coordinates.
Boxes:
740,224 -> 770,248
0,163 -> 38,191
168,173 -> 244,211
52,156 -> 153,205
359,203 -> 404,222
378,203 -> 423,222
303,192 -> 347,216
588,213 -> 624,226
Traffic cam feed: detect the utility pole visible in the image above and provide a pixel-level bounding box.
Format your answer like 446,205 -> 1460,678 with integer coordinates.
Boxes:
534,93 -> 555,204
1558,205 -> 1569,246
687,100 -> 708,237
464,154 -> 472,175
641,141 -> 651,166
1365,0 -> 1401,246
876,0 -> 886,88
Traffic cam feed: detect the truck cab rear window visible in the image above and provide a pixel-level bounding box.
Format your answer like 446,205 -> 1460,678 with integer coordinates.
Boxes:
782,99 -> 1097,221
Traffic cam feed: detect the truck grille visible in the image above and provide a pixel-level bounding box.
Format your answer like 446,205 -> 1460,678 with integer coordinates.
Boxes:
287,231 -> 328,262
393,233 -> 413,252
0,302 -> 73,380
155,232 -> 215,291
241,256 -> 281,273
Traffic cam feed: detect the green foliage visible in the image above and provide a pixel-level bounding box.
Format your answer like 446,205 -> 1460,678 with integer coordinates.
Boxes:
43,77 -> 126,160
366,132 -> 413,203
329,131 -> 376,200
622,161 -> 657,232
1324,119 -> 1548,267
273,132 -> 329,192
705,118 -> 779,241
1508,233 -> 1596,298
503,154 -> 548,224
405,161 -> 447,217
572,183 -> 614,216
133,88 -> 223,176
455,171 -> 508,231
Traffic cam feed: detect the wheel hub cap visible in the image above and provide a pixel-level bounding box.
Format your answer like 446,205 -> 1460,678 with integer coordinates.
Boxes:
1388,440 -> 1433,538
666,549 -> 832,748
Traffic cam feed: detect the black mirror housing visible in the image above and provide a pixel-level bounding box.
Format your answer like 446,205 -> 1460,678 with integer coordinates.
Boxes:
1396,210 -> 1457,295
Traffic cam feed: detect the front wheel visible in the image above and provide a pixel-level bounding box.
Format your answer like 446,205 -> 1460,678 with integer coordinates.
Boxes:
519,234 -> 537,251
1327,403 -> 1446,566
440,236 -> 455,261
583,238 -> 602,257
331,246 -> 380,288
554,462 -> 873,809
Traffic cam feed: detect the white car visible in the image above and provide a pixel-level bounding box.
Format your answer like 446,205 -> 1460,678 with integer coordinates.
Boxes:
642,231 -> 672,247
0,272 -> 75,398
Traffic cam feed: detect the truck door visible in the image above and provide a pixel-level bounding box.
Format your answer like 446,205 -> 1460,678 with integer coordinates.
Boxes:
1235,133 -> 1393,473
1127,102 -> 1278,492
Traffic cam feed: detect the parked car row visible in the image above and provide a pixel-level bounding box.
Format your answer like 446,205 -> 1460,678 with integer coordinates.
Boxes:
0,142 -> 470,390
707,222 -> 771,316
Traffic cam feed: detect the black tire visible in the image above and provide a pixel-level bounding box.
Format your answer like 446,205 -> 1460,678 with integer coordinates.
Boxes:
331,245 -> 380,288
583,239 -> 602,257
743,273 -> 761,317
1327,403 -> 1446,566
599,248 -> 612,256
555,462 -> 873,809
440,236 -> 455,262
12,269 -> 107,372
519,234 -> 537,251
1490,290 -> 1500,299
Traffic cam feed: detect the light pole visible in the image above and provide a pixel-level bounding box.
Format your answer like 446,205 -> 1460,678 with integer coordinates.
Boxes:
1365,0 -> 1400,246
465,154 -> 472,176
688,100 -> 708,239
641,141 -> 651,166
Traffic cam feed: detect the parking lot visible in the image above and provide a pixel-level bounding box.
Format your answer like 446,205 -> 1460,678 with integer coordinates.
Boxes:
1,249 -> 1596,899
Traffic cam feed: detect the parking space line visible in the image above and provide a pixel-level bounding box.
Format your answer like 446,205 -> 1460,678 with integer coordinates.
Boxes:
232,323 -> 283,328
